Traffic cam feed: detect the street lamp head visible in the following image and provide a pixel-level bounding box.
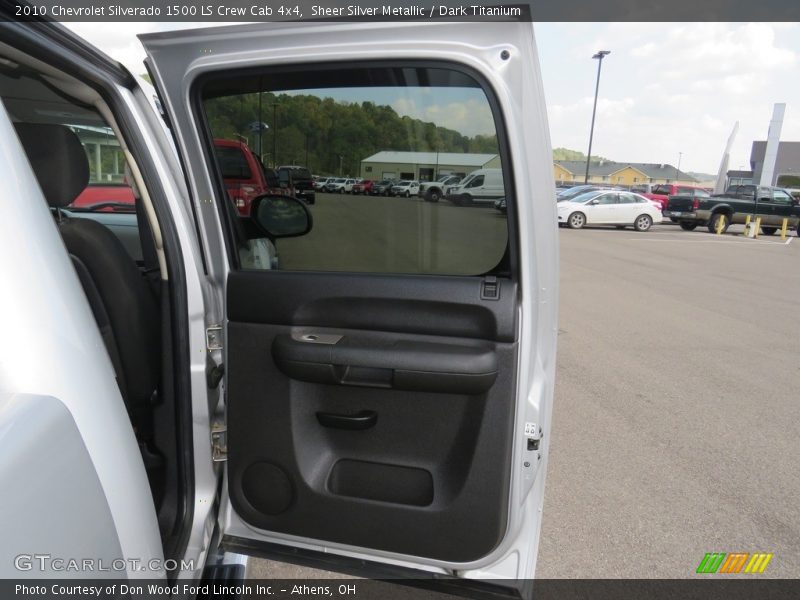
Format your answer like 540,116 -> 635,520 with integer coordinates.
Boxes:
593,50 -> 611,59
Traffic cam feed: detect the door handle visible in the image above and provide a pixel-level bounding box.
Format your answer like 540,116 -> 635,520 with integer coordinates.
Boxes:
316,410 -> 378,430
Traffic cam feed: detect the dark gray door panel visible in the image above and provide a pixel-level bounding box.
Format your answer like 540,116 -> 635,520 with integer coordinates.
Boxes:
227,271 -> 517,341
272,333 -> 498,394
226,272 -> 518,562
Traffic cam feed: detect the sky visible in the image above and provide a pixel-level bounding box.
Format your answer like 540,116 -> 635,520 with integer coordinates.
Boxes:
65,21 -> 800,174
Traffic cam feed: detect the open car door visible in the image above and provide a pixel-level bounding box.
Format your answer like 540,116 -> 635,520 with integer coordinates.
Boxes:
141,20 -> 557,593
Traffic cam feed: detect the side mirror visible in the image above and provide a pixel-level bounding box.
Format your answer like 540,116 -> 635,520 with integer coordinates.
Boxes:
251,195 -> 312,238
590,199 -> 600,205
278,170 -> 291,189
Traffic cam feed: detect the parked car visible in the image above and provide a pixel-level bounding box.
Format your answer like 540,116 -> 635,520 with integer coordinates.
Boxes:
557,191 -> 663,231
277,165 -> 315,204
445,168 -> 505,206
351,179 -> 374,194
1,18 -> 556,596
323,177 -> 343,192
371,179 -> 395,196
390,180 -> 420,197
326,177 -> 356,193
642,183 -> 710,211
315,176 -> 334,191
70,184 -> 136,210
419,175 -> 461,202
664,186 -> 800,233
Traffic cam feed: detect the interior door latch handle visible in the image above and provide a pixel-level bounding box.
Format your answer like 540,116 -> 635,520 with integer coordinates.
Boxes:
316,410 -> 378,430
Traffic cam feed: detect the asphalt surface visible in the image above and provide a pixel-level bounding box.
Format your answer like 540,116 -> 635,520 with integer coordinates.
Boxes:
538,223 -> 800,578
251,204 -> 800,579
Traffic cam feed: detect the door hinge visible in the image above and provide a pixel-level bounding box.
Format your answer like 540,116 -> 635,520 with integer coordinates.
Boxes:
206,326 -> 223,351
211,419 -> 227,462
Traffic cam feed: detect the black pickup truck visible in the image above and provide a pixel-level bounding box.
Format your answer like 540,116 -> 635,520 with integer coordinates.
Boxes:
664,185 -> 800,234
277,165 -> 316,204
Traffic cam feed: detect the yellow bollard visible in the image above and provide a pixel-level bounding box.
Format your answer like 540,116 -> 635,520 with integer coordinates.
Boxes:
744,214 -> 751,234
754,217 -> 761,239
781,218 -> 789,240
716,214 -> 726,235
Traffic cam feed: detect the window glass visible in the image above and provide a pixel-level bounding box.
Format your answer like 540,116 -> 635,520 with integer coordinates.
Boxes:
215,145 -> 253,179
596,193 -> 617,205
202,65 -> 508,275
1,71 -> 141,259
772,190 -> 792,204
64,125 -> 135,213
618,193 -> 636,204
569,191 -> 601,203
652,185 -> 672,195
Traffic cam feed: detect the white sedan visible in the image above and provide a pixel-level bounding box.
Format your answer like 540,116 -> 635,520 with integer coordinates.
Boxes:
557,190 -> 663,231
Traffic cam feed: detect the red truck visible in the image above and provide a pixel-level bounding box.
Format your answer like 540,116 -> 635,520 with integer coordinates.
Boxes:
642,183 -> 710,211
351,179 -> 374,194
214,138 -> 293,215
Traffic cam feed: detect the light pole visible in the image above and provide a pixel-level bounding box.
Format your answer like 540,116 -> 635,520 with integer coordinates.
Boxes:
675,152 -> 683,183
584,50 -> 610,184
247,122 -> 269,161
271,103 -> 279,168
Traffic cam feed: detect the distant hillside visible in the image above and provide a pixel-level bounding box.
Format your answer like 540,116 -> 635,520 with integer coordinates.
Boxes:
204,92 -> 499,175
553,147 -> 608,162
686,171 -> 716,181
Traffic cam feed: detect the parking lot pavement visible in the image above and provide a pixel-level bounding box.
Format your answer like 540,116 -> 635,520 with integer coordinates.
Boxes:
537,224 -> 800,578
251,213 -> 800,579
277,192 -> 507,274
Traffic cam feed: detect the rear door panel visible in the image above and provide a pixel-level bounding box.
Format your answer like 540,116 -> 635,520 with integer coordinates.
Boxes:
226,271 -> 518,562
142,21 -> 558,580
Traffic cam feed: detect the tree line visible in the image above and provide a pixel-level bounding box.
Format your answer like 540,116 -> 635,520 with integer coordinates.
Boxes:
205,92 -> 499,176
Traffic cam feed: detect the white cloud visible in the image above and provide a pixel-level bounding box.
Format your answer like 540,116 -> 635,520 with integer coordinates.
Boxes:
537,22 -> 800,172
392,97 -> 495,137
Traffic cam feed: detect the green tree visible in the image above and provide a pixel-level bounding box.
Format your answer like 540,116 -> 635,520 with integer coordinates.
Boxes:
204,92 -> 500,175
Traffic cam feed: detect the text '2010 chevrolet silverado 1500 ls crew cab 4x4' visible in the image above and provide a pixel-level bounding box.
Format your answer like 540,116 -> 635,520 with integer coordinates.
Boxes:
665,185 -> 800,234
0,14 -> 557,599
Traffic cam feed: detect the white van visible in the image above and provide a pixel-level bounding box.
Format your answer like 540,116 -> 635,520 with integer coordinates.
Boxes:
445,168 -> 505,206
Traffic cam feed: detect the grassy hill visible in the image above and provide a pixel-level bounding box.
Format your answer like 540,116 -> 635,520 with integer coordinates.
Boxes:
553,147 -> 608,162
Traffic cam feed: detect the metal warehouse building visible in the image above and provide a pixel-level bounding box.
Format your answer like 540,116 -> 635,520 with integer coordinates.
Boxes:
360,151 -> 500,181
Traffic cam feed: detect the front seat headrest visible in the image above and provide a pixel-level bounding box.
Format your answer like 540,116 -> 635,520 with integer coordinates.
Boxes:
14,123 -> 90,208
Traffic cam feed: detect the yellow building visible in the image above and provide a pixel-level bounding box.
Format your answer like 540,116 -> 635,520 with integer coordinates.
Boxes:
554,160 -> 697,187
